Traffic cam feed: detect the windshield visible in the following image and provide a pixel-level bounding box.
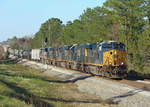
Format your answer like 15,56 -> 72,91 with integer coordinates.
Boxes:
102,43 -> 112,52
102,42 -> 125,52
113,42 -> 125,51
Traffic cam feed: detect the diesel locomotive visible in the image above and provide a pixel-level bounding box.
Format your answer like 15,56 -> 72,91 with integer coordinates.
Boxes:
37,41 -> 127,78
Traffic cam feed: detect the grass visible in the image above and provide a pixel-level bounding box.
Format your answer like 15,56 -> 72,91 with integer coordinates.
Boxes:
0,64 -> 107,107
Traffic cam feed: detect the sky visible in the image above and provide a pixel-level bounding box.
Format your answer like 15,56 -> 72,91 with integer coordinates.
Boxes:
0,0 -> 106,42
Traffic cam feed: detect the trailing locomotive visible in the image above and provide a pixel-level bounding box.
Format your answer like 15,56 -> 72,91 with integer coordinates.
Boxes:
34,41 -> 127,78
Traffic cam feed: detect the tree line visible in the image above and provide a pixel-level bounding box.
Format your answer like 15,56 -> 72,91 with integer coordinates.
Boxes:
30,0 -> 150,75
4,36 -> 32,50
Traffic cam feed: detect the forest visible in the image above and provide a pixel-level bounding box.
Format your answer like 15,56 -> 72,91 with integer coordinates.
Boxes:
30,0 -> 150,76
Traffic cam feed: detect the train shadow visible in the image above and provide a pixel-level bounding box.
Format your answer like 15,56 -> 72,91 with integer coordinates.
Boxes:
105,89 -> 142,105
41,97 -> 102,104
70,75 -> 92,83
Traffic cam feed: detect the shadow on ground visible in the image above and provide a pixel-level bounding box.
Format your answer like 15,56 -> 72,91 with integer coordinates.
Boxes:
105,89 -> 142,105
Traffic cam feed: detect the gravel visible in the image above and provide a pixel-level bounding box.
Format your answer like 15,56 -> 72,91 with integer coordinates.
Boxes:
136,80 -> 150,85
76,77 -> 150,107
20,59 -> 150,107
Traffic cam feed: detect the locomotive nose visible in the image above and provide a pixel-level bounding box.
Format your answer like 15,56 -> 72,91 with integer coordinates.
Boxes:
113,50 -> 126,66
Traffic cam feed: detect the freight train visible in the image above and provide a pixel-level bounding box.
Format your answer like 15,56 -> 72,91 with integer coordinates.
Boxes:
30,41 -> 127,78
8,41 -> 127,78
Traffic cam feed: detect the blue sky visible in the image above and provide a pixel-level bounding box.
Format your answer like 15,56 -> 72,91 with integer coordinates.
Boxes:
0,0 -> 106,42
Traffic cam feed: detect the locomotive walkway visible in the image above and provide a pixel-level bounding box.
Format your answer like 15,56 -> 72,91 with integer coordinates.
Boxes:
20,59 -> 150,107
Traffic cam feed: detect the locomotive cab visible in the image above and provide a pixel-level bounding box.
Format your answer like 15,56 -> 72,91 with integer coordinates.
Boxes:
102,42 -> 126,66
100,41 -> 127,78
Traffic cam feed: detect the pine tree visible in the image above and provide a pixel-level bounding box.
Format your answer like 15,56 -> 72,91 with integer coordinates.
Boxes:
104,0 -> 145,53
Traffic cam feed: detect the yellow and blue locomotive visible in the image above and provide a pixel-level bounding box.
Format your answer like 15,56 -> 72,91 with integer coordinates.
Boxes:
39,41 -> 127,78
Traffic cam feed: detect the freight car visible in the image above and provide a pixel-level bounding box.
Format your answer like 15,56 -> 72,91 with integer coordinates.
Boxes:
22,50 -> 31,59
31,41 -> 127,78
31,49 -> 40,61
0,45 -> 4,59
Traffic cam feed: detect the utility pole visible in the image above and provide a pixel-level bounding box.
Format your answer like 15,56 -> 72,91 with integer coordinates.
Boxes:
125,16 -> 128,56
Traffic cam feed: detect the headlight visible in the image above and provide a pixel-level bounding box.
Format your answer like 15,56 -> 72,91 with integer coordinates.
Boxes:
121,62 -> 124,65
109,63 -> 112,65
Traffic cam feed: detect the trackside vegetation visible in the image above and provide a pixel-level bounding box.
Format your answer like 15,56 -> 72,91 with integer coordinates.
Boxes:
0,64 -> 107,107
30,0 -> 150,76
